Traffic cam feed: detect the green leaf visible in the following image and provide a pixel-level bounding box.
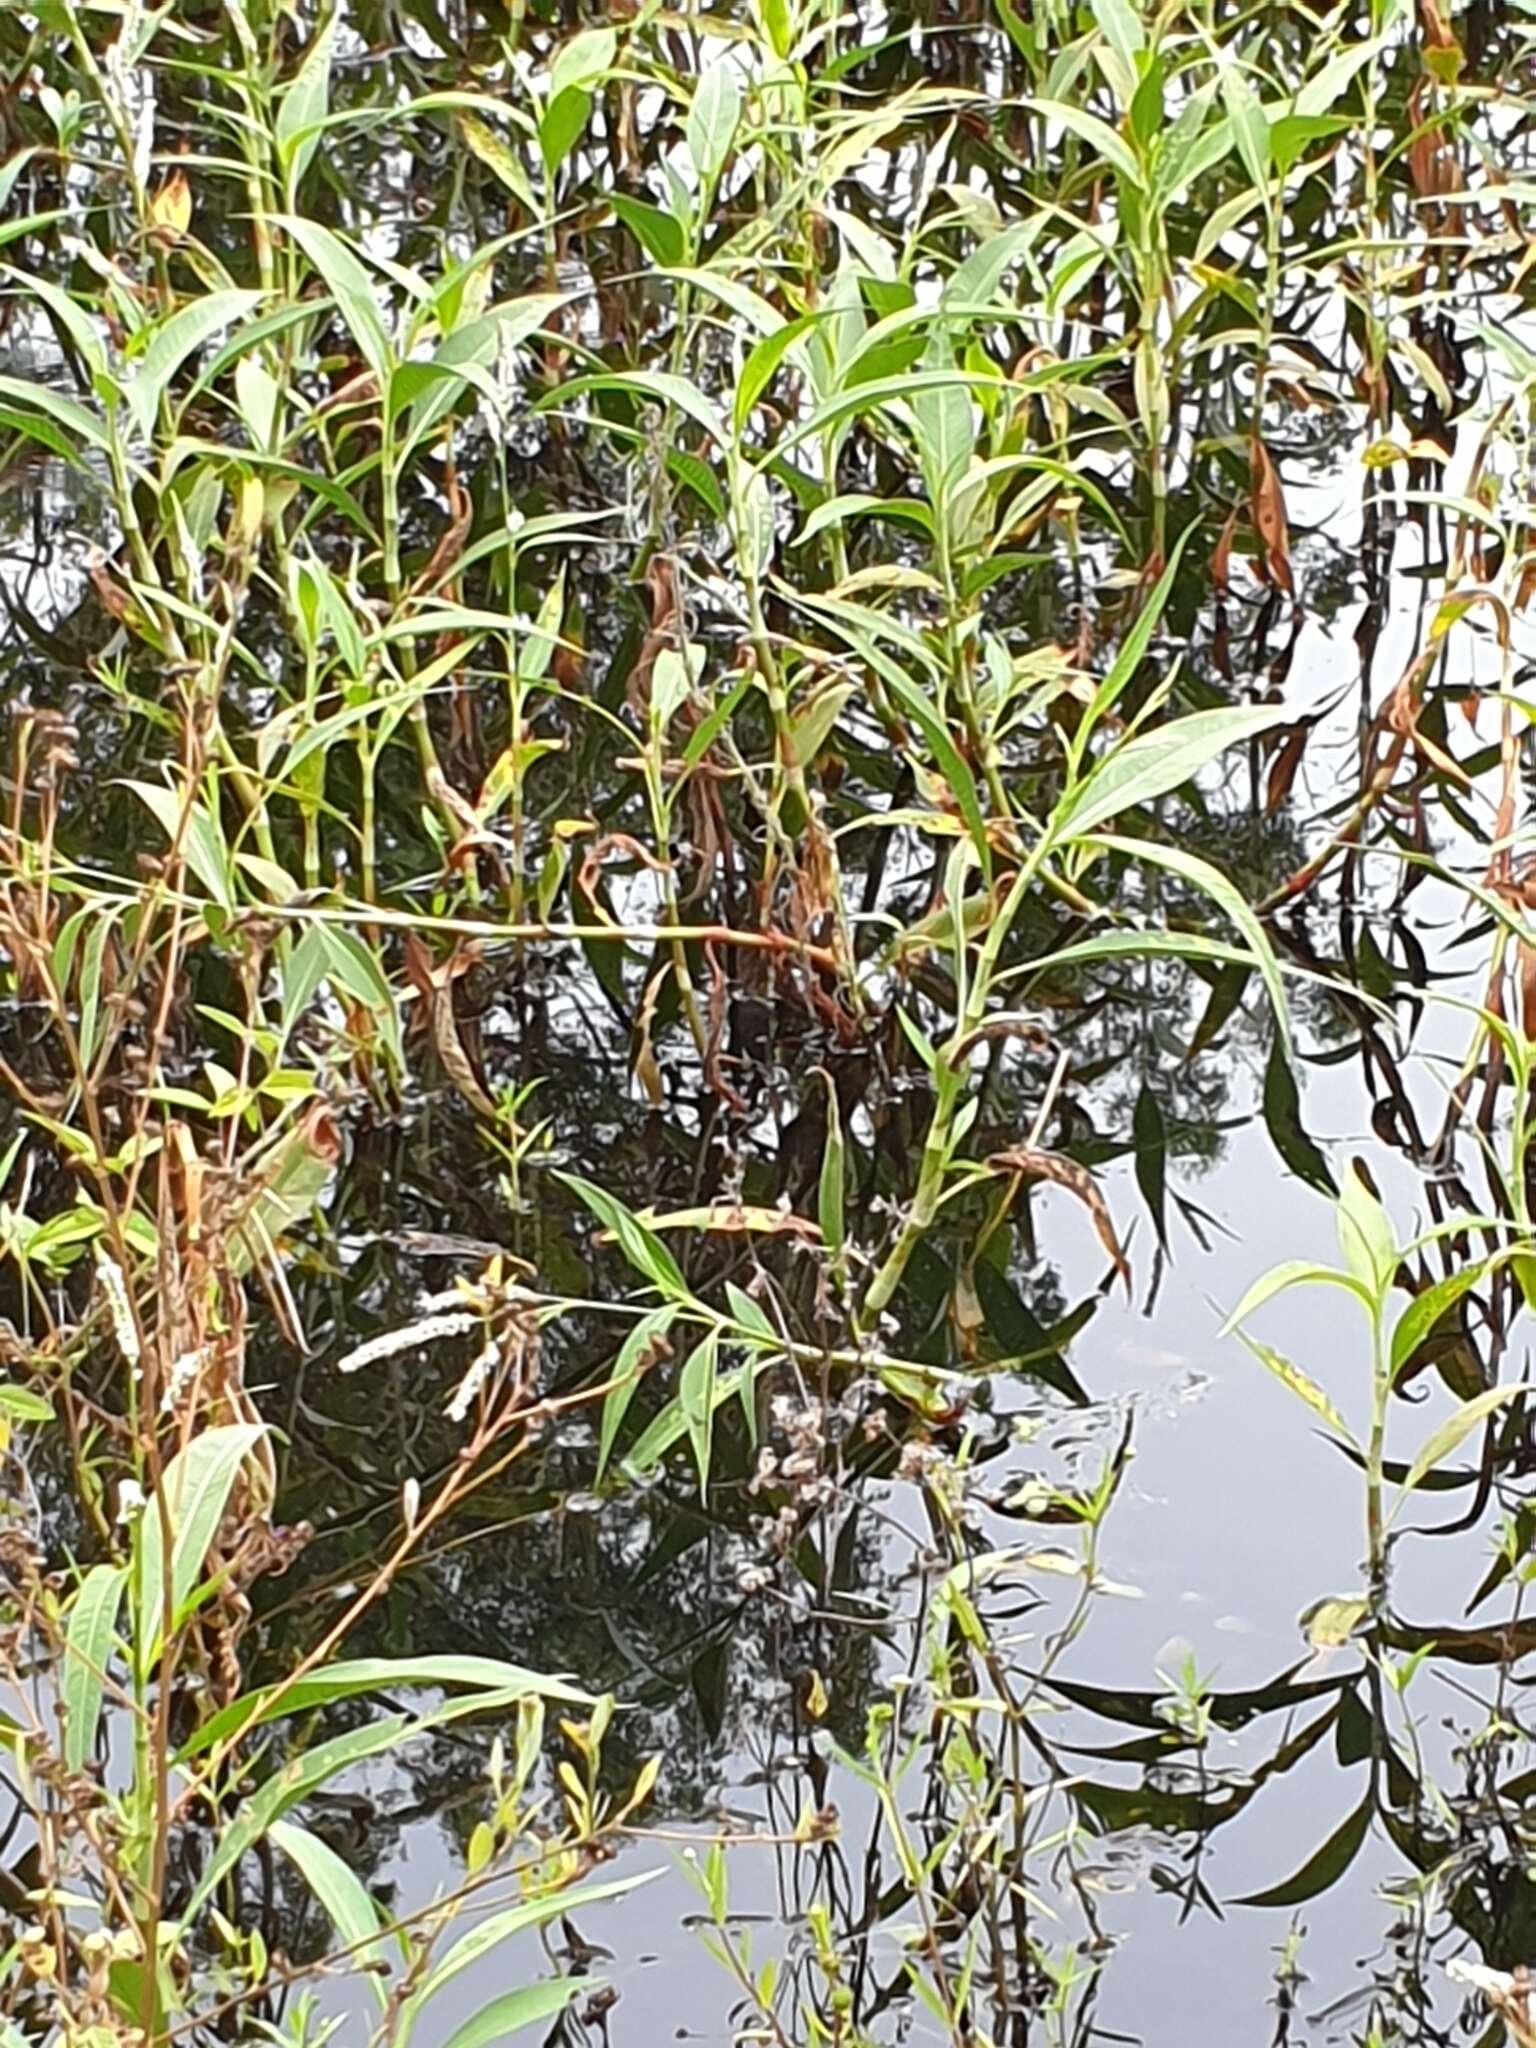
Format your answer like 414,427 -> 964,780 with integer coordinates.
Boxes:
276,215 -> 392,379
1066,533 -> 1192,768
1054,703 -> 1291,842
178,1654 -> 590,1761
556,1170 -> 688,1297
124,779 -> 234,909
62,1563 -> 125,1775
439,1981 -> 588,2048
1222,65 -> 1270,193
611,194 -> 686,268
1233,1793 -> 1371,1907
1393,1384 -> 1524,1512
127,290 -> 264,438
1220,1259 -> 1371,1335
1389,1264 -> 1492,1382
275,11 -> 338,186
1025,98 -> 1142,184
0,1385 -> 53,1423
818,1070 -> 846,1257
687,62 -> 742,184
180,1717 -> 414,1927
550,25 -> 616,99
539,87 -> 594,176
735,313 -> 816,432
0,373 -> 109,455
270,1820 -> 393,2005
133,1423 -> 266,1666
597,1306 -> 678,1480
679,1329 -> 721,1500
553,367 -> 726,443
1091,834 -> 1293,1064
878,666 -> 992,882
1336,1161 -> 1396,1301
401,1872 -> 655,2042
1234,1332 -> 1356,1447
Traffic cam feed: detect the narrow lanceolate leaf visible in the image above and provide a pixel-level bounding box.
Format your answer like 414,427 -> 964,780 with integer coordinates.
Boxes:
399,1872 -> 656,2042
270,1819 -> 394,2005
1219,1259 -> 1373,1335
818,1069 -> 846,1257
556,1170 -> 688,1298
597,1306 -> 678,1480
176,1654 -> 591,1761
133,1423 -> 266,1664
1025,98 -> 1143,184
1392,1384 -> 1524,1513
0,375 -> 110,454
1235,1332 -> 1357,1448
275,11 -> 339,186
276,215 -> 393,379
1250,434 -> 1294,595
62,1563 -> 126,1774
179,1717 -> 413,1926
1262,1036 -> 1336,1194
1132,1084 -> 1167,1255
1054,702 -> 1291,842
126,290 -> 264,438
679,1329 -> 721,1500
1091,833 -> 1293,1064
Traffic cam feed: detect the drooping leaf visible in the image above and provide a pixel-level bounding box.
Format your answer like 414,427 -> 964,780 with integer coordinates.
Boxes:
556,1170 -> 688,1298
270,1819 -> 394,2005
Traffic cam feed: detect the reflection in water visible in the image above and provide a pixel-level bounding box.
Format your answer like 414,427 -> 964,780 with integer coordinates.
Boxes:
5,0 -> 1536,2041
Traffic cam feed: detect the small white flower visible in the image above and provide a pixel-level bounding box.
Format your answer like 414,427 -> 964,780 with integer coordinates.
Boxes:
161,1347 -> 206,1412
95,1251 -> 140,1368
114,1479 -> 146,1526
334,1312 -> 480,1376
446,1340 -> 498,1423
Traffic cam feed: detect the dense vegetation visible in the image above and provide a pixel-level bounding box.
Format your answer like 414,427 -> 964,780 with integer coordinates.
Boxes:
2,0 -> 1536,2040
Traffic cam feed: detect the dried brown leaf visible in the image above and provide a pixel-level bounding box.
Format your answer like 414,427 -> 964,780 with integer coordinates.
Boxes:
989,1148 -> 1131,1295
1250,435 -> 1295,597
